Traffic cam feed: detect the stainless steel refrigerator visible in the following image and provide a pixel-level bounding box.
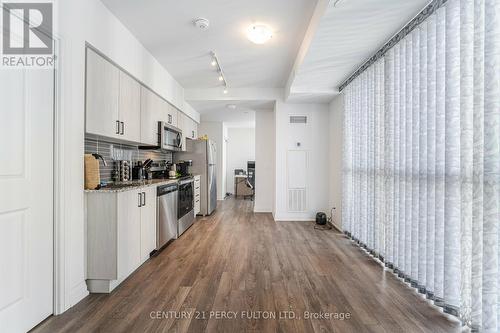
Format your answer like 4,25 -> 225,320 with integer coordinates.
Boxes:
175,139 -> 217,215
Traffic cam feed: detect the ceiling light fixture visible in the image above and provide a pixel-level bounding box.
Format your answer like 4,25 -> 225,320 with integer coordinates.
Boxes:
210,51 -> 229,94
246,24 -> 273,44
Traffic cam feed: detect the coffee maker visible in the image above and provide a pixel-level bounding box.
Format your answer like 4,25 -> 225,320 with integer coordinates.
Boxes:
176,160 -> 192,177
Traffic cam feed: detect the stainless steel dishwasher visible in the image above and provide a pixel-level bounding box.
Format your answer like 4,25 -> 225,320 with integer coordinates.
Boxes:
156,183 -> 178,251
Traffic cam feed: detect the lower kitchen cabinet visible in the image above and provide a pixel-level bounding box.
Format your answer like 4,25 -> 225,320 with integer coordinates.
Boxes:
85,186 -> 157,293
140,187 -> 157,262
194,175 -> 201,215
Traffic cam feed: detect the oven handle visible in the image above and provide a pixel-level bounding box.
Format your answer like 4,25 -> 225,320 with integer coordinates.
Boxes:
178,179 -> 194,186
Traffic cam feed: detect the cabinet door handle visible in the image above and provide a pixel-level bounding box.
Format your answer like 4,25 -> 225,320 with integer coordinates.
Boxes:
141,192 -> 146,206
168,114 -> 172,124
192,131 -> 194,138
116,120 -> 120,134
120,122 -> 124,135
138,193 -> 142,207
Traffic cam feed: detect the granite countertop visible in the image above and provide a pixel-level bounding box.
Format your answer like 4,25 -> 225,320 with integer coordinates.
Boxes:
84,178 -> 179,193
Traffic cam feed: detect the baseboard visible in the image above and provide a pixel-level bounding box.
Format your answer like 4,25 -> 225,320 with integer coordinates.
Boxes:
273,216 -> 315,222
68,281 -> 89,308
253,206 -> 273,213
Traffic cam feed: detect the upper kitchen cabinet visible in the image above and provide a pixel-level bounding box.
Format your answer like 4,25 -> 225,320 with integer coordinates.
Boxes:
86,48 -> 120,139
118,71 -> 141,142
140,87 -> 167,146
184,116 -> 198,141
86,48 -> 141,143
166,104 -> 178,128
189,117 -> 198,140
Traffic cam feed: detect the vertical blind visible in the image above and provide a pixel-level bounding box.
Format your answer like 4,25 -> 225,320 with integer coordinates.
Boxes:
342,0 -> 500,331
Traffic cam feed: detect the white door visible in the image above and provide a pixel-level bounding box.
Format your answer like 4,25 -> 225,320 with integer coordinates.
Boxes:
0,68 -> 54,332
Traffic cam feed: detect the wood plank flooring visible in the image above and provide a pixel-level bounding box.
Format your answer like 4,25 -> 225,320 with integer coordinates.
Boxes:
33,198 -> 463,333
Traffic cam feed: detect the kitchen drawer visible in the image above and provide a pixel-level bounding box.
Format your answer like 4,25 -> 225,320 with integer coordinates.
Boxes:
194,198 -> 200,215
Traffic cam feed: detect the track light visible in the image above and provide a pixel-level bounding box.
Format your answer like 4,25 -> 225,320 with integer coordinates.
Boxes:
210,51 -> 229,93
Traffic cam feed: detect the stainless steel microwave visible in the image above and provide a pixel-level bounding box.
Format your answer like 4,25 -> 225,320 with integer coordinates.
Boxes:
159,121 -> 182,151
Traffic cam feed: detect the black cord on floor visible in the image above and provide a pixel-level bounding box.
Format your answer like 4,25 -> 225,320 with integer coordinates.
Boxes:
314,224 -> 333,230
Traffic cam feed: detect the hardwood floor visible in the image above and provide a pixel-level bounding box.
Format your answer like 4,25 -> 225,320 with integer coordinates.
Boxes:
33,198 -> 463,333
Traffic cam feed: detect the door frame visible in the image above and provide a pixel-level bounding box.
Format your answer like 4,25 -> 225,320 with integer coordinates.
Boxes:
52,35 -> 66,315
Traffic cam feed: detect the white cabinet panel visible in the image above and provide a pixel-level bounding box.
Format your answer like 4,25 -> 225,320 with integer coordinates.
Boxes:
117,190 -> 141,280
194,175 -> 201,215
140,87 -> 162,146
87,186 -> 158,293
190,118 -> 198,139
166,104 -> 178,127
140,187 -> 157,262
119,71 -> 141,143
86,48 -> 120,139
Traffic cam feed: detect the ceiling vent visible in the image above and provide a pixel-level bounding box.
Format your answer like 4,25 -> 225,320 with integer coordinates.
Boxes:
289,115 -> 307,124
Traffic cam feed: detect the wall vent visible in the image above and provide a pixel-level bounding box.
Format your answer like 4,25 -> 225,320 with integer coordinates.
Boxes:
288,188 -> 307,212
289,115 -> 307,124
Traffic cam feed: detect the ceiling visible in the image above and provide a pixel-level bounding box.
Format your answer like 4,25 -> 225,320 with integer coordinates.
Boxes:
101,0 -> 432,114
100,0 -> 317,89
189,100 -> 274,126
289,0 -> 431,99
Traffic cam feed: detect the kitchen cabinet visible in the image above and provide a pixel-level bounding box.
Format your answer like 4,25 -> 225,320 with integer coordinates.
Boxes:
86,47 -> 197,147
85,186 -> 157,293
118,70 -> 141,142
166,104 -> 178,127
85,48 -> 120,139
86,48 -> 141,143
140,187 -> 157,262
177,112 -> 198,151
188,117 -> 198,140
194,175 -> 201,215
140,87 -> 168,146
116,189 -> 141,280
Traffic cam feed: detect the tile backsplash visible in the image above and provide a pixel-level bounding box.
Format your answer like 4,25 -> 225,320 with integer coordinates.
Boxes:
84,137 -> 172,183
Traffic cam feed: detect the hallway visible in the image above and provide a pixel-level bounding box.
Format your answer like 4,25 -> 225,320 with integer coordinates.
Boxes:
34,198 -> 462,333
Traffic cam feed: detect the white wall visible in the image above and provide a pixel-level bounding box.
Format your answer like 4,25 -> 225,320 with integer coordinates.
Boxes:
56,0 -> 199,313
329,95 -> 343,227
225,128 -> 255,194
254,110 -> 275,213
274,100 -> 330,221
198,122 -> 225,200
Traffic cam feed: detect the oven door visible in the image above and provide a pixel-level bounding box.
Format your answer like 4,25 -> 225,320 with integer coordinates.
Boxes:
178,179 -> 194,219
159,122 -> 182,151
